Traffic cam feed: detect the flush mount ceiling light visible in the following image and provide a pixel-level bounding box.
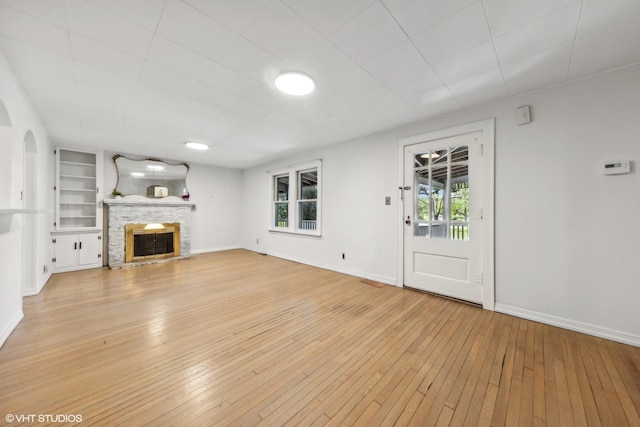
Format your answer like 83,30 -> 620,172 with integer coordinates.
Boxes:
185,141 -> 209,150
131,172 -> 145,177
275,72 -> 315,96
420,152 -> 441,159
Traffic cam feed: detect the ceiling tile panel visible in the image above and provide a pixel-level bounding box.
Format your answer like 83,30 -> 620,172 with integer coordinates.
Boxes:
502,41 -> 573,96
483,0 -> 580,37
433,41 -> 500,85
87,0 -> 166,31
18,66 -> 77,109
236,83 -> 289,111
163,97 -> 224,136
493,4 -> 581,64
362,40 -> 429,87
69,33 -> 144,79
0,0 -> 68,27
126,82 -> 186,122
65,0 -> 154,58
202,64 -> 261,98
382,0 -> 477,36
291,40 -> 357,83
325,66 -> 390,102
243,1 -> 323,64
447,67 -> 507,107
329,2 -> 408,65
140,61 -> 200,96
74,80 -> 131,114
281,0 -> 375,37
412,2 -> 490,64
218,37 -> 288,84
190,82 -> 241,110
0,4 -> 71,56
146,36 -> 216,81
157,0 -> 239,63
398,85 -> 459,116
386,67 -> 444,100
72,61 -> 138,96
0,35 -> 75,78
183,0 -> 271,34
569,0 -> 640,79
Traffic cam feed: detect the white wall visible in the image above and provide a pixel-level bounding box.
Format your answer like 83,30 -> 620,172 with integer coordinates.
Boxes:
0,52 -> 54,347
103,153 -> 243,254
242,64 -> 640,346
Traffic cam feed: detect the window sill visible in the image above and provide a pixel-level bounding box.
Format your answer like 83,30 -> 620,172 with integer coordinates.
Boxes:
269,229 -> 322,238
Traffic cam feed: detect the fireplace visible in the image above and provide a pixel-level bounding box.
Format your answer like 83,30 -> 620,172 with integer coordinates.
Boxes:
125,223 -> 180,263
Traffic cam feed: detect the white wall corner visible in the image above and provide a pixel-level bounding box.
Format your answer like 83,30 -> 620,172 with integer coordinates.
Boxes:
495,303 -> 640,348
0,310 -> 24,348
23,270 -> 52,297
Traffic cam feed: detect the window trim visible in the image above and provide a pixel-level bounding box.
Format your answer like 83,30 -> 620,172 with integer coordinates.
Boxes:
269,160 -> 322,237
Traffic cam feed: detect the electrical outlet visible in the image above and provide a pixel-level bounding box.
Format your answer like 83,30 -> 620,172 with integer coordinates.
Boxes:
256,238 -> 259,245
43,265 -> 48,274
385,196 -> 391,205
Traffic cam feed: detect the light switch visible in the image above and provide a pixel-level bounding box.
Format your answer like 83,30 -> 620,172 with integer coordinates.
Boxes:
385,196 -> 391,205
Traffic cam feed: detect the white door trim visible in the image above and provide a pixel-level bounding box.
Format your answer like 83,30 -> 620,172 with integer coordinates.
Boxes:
396,119 -> 495,310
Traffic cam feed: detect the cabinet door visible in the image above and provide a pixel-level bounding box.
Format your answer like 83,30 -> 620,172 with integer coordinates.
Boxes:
78,232 -> 102,267
54,234 -> 79,269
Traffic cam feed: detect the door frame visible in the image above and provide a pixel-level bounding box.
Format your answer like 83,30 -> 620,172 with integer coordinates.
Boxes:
396,118 -> 495,310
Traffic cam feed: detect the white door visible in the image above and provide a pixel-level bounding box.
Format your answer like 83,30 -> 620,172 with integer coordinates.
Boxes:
403,132 -> 483,304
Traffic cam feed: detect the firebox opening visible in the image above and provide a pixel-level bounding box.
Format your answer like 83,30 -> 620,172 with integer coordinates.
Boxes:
125,223 -> 180,263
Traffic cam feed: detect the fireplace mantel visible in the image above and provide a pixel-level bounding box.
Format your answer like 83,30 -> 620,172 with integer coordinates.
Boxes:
105,196 -> 194,268
104,195 -> 196,208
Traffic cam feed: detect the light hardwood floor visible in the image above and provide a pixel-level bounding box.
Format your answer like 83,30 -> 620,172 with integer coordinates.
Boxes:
1,249 -> 639,426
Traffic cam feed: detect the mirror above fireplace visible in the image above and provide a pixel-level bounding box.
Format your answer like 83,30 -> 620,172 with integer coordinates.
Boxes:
113,155 -> 189,198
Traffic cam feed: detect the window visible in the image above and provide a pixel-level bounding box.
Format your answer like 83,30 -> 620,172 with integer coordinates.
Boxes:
270,160 -> 321,236
413,146 -> 469,240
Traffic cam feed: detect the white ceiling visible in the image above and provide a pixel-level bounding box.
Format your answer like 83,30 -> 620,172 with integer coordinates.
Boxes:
1,0 -> 639,168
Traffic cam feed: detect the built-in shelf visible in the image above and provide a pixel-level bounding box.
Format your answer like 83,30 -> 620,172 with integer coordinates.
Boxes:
60,188 -> 96,192
60,160 -> 96,167
60,174 -> 96,180
60,202 -> 96,206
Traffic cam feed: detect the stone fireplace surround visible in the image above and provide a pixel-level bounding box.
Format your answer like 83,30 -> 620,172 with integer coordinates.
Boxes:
104,196 -> 195,268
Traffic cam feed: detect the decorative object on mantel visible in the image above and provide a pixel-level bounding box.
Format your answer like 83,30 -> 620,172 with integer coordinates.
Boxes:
112,190 -> 124,199
112,154 -> 189,199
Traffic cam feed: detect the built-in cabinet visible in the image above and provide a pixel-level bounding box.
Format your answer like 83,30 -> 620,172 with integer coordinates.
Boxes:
51,231 -> 103,272
52,147 -> 104,272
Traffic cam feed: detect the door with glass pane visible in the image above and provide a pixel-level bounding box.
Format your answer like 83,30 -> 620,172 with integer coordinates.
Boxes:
403,132 -> 483,303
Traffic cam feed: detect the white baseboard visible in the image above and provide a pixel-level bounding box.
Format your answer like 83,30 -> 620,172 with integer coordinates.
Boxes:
191,245 -> 242,255
23,271 -> 52,297
247,247 -> 396,286
495,303 -> 640,347
0,310 -> 24,348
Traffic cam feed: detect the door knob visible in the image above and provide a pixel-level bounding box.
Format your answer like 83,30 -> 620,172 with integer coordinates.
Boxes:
405,216 -> 411,225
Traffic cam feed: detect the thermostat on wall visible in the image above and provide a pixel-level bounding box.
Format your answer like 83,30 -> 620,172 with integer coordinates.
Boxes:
601,160 -> 630,175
